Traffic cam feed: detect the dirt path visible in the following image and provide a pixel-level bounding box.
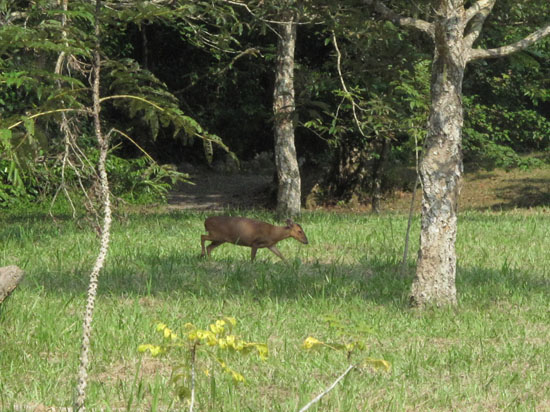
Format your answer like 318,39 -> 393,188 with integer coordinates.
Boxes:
167,172 -> 273,210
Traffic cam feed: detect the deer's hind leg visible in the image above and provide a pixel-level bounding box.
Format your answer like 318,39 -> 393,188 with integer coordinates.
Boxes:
202,231 -> 226,258
201,234 -> 209,257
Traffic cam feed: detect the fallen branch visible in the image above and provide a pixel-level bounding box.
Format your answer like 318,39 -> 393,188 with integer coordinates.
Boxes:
298,364 -> 355,412
0,265 -> 25,304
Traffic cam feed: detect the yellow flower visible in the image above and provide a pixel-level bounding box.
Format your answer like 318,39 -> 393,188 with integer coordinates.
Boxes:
231,371 -> 245,382
302,336 -> 322,349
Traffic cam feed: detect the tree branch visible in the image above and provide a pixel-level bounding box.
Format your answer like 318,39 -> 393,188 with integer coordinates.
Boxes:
463,0 -> 496,48
362,0 -> 435,39
464,0 -> 495,25
332,31 -> 367,138
468,23 -> 550,61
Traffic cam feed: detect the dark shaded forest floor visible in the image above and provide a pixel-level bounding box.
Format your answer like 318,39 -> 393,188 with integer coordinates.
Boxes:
168,170 -> 273,211
167,165 -> 550,213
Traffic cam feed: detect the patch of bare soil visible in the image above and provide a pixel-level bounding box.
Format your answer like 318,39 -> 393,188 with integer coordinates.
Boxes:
383,167 -> 550,213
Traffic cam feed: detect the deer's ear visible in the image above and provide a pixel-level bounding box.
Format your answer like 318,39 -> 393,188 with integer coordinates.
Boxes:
286,218 -> 294,227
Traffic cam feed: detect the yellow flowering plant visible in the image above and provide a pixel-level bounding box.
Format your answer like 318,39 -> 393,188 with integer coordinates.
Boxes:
302,315 -> 390,371
139,317 -> 268,407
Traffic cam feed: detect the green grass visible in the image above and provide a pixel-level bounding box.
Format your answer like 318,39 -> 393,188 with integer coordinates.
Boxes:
1,208 -> 550,411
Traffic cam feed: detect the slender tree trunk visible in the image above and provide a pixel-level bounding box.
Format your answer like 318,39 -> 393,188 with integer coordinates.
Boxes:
74,0 -> 112,409
273,13 -> 301,218
410,6 -> 466,306
400,176 -> 419,277
371,138 -> 390,213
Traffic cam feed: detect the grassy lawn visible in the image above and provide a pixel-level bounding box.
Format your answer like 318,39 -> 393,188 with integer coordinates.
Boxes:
1,201 -> 550,410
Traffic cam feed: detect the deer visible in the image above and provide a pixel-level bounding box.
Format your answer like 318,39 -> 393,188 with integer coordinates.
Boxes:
201,216 -> 308,261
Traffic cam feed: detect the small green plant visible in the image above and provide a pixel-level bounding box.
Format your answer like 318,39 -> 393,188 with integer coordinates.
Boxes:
139,317 -> 268,410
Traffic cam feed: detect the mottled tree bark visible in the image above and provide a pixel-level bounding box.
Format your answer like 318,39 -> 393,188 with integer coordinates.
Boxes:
273,13 -> 301,218
410,4 -> 466,306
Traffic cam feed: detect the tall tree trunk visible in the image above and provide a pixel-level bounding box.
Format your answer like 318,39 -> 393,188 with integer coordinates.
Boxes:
410,5 -> 466,306
273,14 -> 301,218
364,0 -> 550,307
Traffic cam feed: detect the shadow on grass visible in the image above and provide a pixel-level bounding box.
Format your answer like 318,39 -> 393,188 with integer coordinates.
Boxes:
21,248 -> 549,310
24,252 -> 414,307
487,179 -> 550,210
463,176 -> 550,211
457,264 -> 550,301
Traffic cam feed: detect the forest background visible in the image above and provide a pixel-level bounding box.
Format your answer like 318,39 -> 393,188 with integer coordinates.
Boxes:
1,0 -> 549,210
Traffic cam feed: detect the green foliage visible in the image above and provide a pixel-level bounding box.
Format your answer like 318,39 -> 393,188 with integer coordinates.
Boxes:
463,91 -> 550,169
297,10 -> 433,202
0,158 -> 33,205
2,0 -> 550,207
139,318 -> 268,403
301,0 -> 550,198
104,59 -> 190,142
461,1 -> 550,168
0,120 -> 46,206
0,128 -> 187,206
104,153 -> 189,202
0,0 -> 238,207
390,59 -> 430,144
101,58 -> 235,163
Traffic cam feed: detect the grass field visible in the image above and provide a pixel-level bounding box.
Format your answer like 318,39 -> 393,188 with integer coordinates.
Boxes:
1,200 -> 550,410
